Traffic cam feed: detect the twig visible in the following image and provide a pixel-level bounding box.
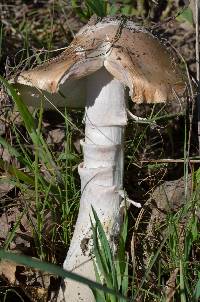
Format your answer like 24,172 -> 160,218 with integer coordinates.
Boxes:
127,109 -> 157,129
196,0 -> 199,82
165,43 -> 195,157
140,158 -> 200,164
195,0 -> 200,153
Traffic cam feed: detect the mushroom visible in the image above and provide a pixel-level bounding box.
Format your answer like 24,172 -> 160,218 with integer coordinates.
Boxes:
13,16 -> 185,302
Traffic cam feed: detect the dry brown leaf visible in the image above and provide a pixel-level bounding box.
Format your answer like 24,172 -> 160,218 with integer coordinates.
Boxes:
0,260 -> 17,284
0,181 -> 14,198
165,268 -> 179,302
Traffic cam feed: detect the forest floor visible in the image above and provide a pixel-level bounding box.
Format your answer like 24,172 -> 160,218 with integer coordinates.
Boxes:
0,1 -> 199,301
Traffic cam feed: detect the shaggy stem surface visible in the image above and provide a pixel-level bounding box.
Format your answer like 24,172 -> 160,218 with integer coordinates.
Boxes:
57,68 -> 127,302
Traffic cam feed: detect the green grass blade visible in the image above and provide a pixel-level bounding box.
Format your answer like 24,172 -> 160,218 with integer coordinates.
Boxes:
117,208 -> 128,277
193,276 -> 200,301
0,250 -> 129,300
92,208 -> 118,289
85,0 -> 107,17
121,254 -> 129,301
91,216 -> 113,289
3,208 -> 27,250
134,235 -> 168,299
92,208 -> 114,270
0,77 -> 57,170
0,136 -> 28,166
0,159 -> 35,186
180,259 -> 187,302
0,76 -> 35,133
92,263 -> 106,302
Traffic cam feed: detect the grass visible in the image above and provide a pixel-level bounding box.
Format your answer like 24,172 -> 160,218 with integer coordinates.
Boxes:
0,0 -> 200,301
0,75 -> 81,262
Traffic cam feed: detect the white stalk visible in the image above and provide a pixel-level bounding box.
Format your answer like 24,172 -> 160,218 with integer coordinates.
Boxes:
57,68 -> 127,302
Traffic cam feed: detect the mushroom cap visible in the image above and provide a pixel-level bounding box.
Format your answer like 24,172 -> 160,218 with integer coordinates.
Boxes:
13,16 -> 186,108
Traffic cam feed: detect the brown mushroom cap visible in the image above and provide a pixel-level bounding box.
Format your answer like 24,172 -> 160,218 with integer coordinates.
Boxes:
13,16 -> 186,107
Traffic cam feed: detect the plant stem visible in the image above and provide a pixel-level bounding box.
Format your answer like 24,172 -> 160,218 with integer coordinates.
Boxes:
195,0 -> 200,153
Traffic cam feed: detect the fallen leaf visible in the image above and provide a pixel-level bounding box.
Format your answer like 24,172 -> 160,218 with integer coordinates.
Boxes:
0,260 -> 17,284
165,268 -> 179,302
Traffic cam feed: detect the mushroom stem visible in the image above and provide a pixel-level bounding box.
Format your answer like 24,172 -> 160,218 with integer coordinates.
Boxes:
57,68 -> 127,302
